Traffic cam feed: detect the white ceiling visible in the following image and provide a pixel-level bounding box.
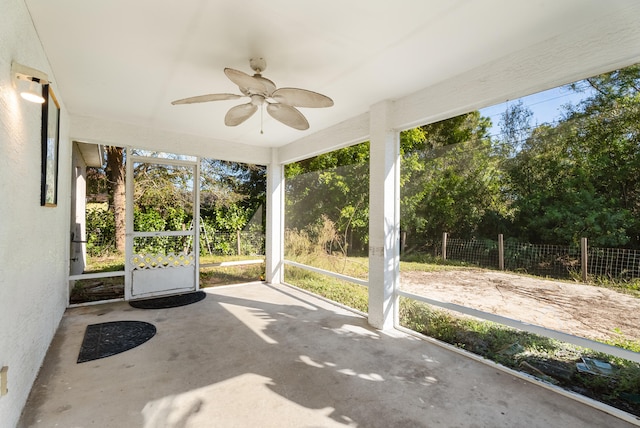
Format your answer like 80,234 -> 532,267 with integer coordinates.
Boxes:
24,0 -> 640,151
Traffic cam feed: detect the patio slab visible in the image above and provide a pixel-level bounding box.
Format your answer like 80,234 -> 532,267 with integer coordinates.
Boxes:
19,282 -> 638,427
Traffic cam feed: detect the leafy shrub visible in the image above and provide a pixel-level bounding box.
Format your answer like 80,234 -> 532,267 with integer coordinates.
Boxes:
86,207 -> 116,256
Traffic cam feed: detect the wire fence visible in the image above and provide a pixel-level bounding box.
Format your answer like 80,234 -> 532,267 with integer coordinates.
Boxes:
199,231 -> 265,257
87,229 -> 264,257
431,234 -> 640,281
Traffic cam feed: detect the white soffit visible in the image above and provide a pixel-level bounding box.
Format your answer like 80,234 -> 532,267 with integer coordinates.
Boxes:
76,141 -> 104,168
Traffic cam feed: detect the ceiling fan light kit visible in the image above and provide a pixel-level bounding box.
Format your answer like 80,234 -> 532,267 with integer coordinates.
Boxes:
172,58 -> 333,131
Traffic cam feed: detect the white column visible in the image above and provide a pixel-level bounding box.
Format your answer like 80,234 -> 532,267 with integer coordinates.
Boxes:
368,101 -> 400,330
265,148 -> 284,284
124,146 -> 134,300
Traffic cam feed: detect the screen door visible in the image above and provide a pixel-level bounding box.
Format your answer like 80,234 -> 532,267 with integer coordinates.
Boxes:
126,152 -> 200,300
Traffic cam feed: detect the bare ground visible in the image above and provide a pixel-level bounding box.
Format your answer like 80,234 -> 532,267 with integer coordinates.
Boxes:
400,269 -> 640,343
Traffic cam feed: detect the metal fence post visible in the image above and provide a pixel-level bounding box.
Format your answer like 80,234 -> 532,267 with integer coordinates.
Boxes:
581,237 -> 588,282
442,232 -> 448,260
498,234 -> 504,270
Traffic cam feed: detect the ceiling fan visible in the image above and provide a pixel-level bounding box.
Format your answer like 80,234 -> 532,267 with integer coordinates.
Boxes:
171,58 -> 333,131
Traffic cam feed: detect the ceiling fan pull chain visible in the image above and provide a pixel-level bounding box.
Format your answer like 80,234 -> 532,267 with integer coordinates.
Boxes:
261,104 -> 264,134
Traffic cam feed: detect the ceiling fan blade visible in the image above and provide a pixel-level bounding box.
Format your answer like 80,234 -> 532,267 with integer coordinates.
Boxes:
171,93 -> 242,105
271,88 -> 334,108
224,68 -> 267,94
224,103 -> 258,126
266,103 -> 309,130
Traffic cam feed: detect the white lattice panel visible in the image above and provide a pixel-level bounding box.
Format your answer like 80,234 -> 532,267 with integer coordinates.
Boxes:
131,252 -> 194,270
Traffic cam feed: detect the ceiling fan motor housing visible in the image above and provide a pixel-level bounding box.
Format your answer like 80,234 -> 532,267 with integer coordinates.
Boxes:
249,57 -> 267,73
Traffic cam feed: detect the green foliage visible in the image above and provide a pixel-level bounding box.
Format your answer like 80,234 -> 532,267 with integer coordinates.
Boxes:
211,204 -> 249,232
285,141 -> 370,255
400,257 -> 470,271
399,298 -> 560,361
285,217 -> 368,279
87,157 -> 266,257
86,207 -> 116,256
398,297 -> 640,416
199,218 -> 264,256
134,207 -> 167,231
506,64 -> 640,248
400,111 -> 510,246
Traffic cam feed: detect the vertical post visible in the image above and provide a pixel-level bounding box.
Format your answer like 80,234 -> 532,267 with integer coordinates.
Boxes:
401,230 -> 407,255
193,160 -> 201,290
265,150 -> 284,284
498,233 -> 504,270
236,230 -> 241,256
442,232 -> 448,260
124,146 -> 133,301
368,100 -> 399,331
581,237 -> 588,282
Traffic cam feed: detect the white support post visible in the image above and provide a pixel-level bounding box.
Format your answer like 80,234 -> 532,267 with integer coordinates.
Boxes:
368,101 -> 400,331
193,160 -> 201,290
265,149 -> 284,284
124,146 -> 134,301
442,232 -> 448,260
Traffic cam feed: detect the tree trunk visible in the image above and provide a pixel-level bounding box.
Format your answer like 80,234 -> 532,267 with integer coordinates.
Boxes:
106,146 -> 126,253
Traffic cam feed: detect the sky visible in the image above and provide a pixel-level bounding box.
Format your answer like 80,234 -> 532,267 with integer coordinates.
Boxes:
479,82 -> 594,140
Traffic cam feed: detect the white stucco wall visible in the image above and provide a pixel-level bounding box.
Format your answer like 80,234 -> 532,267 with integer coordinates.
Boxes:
0,0 -> 71,426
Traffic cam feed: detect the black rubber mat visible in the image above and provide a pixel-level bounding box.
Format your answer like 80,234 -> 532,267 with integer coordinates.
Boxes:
129,291 -> 206,309
77,321 -> 156,363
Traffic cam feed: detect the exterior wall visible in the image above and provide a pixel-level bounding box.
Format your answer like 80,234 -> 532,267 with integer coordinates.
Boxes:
0,0 -> 71,426
70,145 -> 87,276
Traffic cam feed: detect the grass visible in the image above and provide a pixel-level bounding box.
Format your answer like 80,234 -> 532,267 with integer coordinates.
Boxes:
200,263 -> 264,288
285,265 -> 368,312
199,254 -> 265,287
288,253 -> 369,279
399,297 -> 640,416
85,254 -> 125,273
582,274 -> 640,298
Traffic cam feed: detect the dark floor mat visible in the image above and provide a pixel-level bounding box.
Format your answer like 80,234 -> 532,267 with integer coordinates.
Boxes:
77,321 -> 156,363
129,291 -> 206,309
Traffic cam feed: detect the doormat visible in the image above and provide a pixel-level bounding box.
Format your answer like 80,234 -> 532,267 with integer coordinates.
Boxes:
129,291 -> 206,310
77,321 -> 156,363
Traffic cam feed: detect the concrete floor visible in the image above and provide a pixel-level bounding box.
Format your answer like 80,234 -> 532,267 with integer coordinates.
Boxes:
19,282 -> 638,427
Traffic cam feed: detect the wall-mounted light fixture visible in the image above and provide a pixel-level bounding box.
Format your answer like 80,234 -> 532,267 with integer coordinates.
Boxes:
11,61 -> 49,104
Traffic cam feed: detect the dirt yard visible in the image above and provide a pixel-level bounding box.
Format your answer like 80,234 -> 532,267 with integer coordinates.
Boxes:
400,269 -> 640,343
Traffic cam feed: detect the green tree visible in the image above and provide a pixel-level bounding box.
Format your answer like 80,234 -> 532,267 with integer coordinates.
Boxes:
505,65 -> 640,247
200,159 -> 266,233
285,142 -> 370,255
400,111 -> 508,247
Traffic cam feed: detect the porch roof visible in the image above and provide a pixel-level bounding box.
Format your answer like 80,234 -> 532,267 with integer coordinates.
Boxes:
24,0 -> 640,163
